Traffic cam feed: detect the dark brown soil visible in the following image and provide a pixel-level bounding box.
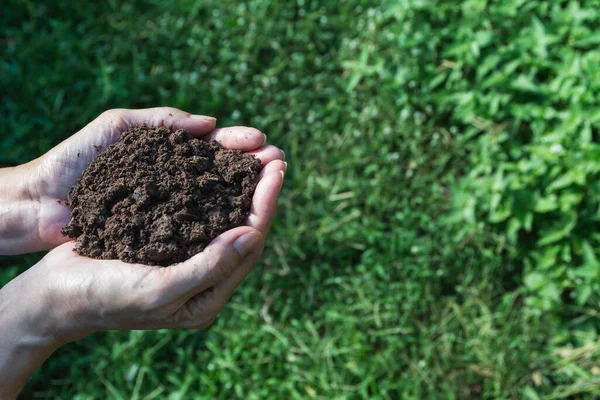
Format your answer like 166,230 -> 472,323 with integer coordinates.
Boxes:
61,125 -> 261,266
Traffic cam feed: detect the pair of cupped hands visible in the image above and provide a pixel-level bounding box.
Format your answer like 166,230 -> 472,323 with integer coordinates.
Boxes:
1,107 -> 285,344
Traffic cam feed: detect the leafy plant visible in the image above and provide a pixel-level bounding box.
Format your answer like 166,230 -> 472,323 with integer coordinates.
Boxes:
3,0 -> 600,398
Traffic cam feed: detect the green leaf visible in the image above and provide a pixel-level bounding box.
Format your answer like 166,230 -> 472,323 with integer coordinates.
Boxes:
489,198 -> 512,223
534,194 -> 558,213
429,72 -> 447,90
573,264 -> 599,279
512,75 -> 541,93
576,285 -> 593,305
559,192 -> 583,211
522,386 -> 541,400
537,213 -> 577,246
524,272 -> 546,291
546,173 -> 575,192
576,31 -> 600,46
582,241 -> 599,266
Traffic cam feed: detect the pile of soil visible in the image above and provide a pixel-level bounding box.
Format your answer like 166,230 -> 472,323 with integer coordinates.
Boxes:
61,125 -> 261,266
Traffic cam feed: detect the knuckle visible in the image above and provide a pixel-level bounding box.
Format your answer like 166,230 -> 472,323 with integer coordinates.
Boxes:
175,302 -> 219,329
211,252 -> 235,281
136,294 -> 160,313
166,106 -> 181,114
100,108 -> 125,119
193,292 -> 221,319
97,108 -> 129,131
138,289 -> 169,314
158,106 -> 183,116
134,271 -> 166,311
164,308 -> 187,326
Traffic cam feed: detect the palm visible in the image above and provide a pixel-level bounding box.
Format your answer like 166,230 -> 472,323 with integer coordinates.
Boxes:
34,108 -> 285,248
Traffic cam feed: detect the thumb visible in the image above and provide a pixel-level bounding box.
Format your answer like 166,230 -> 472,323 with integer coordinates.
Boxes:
43,107 -> 217,195
157,226 -> 264,300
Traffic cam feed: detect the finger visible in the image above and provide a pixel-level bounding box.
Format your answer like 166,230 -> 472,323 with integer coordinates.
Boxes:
203,127 -> 266,151
248,160 -> 285,235
154,227 -> 264,302
258,159 -> 287,179
213,247 -> 263,306
52,107 -> 217,165
247,145 -> 285,166
178,246 -> 263,329
108,107 -> 217,137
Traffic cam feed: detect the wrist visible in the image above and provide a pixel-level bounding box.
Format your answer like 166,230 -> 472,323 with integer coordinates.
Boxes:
32,253 -> 100,344
0,266 -> 62,398
0,263 -> 64,344
0,160 -> 50,254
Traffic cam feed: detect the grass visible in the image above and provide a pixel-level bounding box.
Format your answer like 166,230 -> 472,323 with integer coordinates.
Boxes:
2,1 -> 600,398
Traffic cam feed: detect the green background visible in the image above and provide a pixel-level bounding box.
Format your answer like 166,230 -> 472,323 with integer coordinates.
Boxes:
2,1 -> 600,398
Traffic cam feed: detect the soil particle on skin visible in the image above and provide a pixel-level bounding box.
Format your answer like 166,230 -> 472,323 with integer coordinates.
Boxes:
61,125 -> 262,266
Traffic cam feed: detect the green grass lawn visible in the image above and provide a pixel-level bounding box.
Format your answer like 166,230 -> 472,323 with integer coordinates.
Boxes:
2,1 -> 600,398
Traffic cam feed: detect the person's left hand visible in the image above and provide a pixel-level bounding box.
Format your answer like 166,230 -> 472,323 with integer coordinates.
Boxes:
15,107 -> 285,253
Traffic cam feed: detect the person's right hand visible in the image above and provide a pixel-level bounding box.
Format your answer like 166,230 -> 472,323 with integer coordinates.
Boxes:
34,226 -> 266,340
0,154 -> 285,398
8,155 -> 285,340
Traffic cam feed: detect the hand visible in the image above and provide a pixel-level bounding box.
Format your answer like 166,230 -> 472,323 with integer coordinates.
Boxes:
0,167 -> 283,397
0,107 -> 286,397
0,107 -> 285,253
35,151 -> 284,340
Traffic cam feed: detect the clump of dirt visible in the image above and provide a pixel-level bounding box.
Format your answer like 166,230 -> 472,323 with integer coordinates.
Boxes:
61,125 -> 262,266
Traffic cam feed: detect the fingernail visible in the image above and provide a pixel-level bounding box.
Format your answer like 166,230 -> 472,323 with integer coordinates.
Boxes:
233,231 -> 262,257
262,133 -> 267,145
280,170 -> 285,179
191,115 -> 217,122
284,161 -> 288,172
281,150 -> 286,160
